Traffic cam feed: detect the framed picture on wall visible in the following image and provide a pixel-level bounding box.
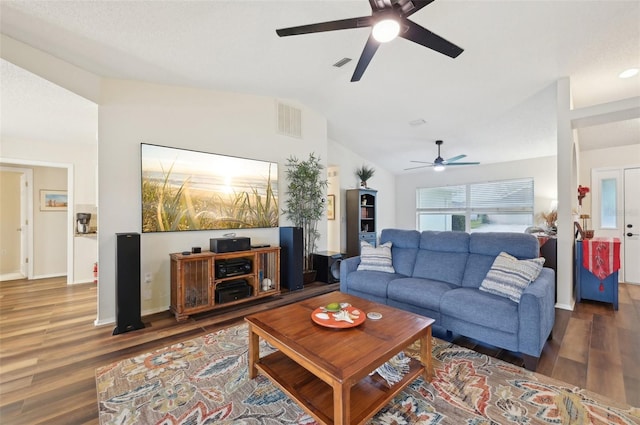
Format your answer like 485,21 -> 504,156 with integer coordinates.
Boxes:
40,190 -> 68,211
327,194 -> 335,220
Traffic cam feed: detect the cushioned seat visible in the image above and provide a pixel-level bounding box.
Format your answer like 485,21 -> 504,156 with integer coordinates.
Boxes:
388,278 -> 456,311
345,270 -> 400,298
440,287 -> 518,334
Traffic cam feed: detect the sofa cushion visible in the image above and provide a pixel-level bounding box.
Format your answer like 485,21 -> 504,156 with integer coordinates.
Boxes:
357,241 -> 395,273
380,229 -> 420,276
440,288 -> 519,334
388,277 -> 457,311
479,252 -> 545,303
462,232 -> 540,288
469,232 -> 539,259
345,270 -> 400,298
411,231 -> 469,285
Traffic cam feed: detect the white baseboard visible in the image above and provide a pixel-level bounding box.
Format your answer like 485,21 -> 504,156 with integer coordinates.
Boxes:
31,272 -> 66,280
0,272 -> 25,281
93,306 -> 169,327
554,301 -> 574,311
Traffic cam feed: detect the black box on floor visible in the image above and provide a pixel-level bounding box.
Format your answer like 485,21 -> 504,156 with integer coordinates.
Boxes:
215,279 -> 253,303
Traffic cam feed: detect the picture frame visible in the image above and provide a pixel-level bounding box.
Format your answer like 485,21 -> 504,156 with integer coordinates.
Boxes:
40,190 -> 68,211
327,194 -> 335,220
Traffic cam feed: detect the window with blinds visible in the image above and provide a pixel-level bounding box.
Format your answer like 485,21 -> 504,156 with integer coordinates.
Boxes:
416,178 -> 534,233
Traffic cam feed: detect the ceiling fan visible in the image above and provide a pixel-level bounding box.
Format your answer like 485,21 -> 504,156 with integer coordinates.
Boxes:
405,140 -> 480,171
275,0 -> 463,82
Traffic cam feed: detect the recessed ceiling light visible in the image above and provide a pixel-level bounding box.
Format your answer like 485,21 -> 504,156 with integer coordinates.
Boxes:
619,68 -> 639,79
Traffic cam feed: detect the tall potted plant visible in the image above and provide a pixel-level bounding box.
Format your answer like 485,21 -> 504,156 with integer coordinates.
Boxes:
282,153 -> 328,281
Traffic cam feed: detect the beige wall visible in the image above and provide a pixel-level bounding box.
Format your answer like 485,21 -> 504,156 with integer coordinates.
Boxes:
32,166 -> 67,277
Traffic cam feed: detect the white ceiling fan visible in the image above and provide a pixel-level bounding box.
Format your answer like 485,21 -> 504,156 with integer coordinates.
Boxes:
405,140 -> 480,171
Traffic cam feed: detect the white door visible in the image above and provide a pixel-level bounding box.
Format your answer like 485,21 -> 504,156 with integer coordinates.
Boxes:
624,167 -> 640,284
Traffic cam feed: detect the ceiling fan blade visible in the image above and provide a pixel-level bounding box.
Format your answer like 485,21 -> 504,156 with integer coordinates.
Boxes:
400,0 -> 436,18
410,160 -> 433,164
444,154 -> 466,163
276,16 -> 374,37
404,164 -> 433,170
400,20 -> 463,58
351,35 -> 381,82
446,162 -> 481,166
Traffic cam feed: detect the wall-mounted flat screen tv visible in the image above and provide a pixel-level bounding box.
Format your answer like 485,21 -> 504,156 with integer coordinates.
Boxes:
141,143 -> 278,233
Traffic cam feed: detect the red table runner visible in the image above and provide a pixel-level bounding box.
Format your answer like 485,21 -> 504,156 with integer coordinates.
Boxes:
582,237 -> 621,290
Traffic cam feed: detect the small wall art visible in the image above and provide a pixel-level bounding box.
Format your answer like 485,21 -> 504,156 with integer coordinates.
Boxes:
327,194 -> 335,220
40,190 -> 68,211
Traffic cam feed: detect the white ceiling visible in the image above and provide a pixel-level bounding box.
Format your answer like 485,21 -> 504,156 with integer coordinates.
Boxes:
1,0 -> 638,173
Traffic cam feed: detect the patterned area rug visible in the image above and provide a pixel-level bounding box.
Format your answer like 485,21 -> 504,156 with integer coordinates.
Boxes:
96,324 -> 639,425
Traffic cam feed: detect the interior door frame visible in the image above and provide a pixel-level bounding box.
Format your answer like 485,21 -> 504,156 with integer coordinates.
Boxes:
0,157 -> 74,284
0,166 -> 33,279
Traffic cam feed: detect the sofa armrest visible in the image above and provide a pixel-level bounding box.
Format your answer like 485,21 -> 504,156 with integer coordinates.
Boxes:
517,267 -> 555,356
339,256 -> 361,293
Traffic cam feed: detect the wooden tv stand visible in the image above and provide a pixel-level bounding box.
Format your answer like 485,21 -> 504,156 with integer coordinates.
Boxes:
169,247 -> 280,321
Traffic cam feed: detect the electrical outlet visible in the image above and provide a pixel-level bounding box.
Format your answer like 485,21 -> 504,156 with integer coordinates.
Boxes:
144,272 -> 152,283
143,288 -> 152,300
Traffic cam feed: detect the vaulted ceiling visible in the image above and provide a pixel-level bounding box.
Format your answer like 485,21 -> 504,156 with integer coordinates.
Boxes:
1,1 -> 638,173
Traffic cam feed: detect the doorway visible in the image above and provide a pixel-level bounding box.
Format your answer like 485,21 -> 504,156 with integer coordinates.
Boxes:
0,166 -> 33,280
0,160 -> 73,283
591,166 -> 640,284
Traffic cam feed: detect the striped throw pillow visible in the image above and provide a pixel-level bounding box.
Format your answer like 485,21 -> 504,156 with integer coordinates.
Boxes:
357,241 -> 395,273
479,252 -> 545,303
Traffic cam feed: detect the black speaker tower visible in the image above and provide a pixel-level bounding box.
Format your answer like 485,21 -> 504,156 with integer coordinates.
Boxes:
279,227 -> 303,291
113,233 -> 145,335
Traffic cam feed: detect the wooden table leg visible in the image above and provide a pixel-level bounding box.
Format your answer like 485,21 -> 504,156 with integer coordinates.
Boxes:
421,326 -> 433,381
333,381 -> 350,425
248,326 -> 259,379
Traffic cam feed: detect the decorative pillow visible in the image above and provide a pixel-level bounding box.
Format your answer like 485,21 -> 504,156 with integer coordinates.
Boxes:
357,241 -> 395,273
479,252 -> 545,303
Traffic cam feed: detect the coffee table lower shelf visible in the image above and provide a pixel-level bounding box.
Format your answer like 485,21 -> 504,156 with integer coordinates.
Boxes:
256,350 -> 425,425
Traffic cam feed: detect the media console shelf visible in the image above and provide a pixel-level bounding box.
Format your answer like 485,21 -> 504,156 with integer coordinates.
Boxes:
170,247 -> 280,321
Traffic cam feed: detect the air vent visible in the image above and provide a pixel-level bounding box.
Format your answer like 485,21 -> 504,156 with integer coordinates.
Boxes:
333,57 -> 352,68
276,102 -> 302,139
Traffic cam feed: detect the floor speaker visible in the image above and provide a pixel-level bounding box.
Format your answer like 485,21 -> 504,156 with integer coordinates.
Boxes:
113,233 -> 145,335
312,251 -> 343,284
279,227 -> 303,291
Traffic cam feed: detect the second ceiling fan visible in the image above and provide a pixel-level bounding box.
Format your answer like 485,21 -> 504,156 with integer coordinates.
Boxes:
276,0 -> 463,82
405,140 -> 480,171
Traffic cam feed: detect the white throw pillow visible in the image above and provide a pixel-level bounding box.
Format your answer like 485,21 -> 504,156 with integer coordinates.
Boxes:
357,241 -> 395,273
479,251 -> 545,303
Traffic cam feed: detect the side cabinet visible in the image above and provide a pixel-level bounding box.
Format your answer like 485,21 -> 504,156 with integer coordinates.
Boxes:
170,247 -> 280,321
346,189 -> 377,257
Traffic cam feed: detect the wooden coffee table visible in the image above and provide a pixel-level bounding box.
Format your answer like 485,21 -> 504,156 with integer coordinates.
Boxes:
245,292 -> 434,425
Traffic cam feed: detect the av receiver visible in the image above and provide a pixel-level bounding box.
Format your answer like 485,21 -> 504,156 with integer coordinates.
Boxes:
215,258 -> 252,279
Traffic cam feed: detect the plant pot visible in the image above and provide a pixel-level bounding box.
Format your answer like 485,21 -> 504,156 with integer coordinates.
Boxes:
303,270 -> 317,285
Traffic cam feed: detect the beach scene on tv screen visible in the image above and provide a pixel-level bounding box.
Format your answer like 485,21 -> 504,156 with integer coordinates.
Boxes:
141,143 -> 278,232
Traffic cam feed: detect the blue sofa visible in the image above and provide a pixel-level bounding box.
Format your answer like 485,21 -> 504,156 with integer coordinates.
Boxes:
340,229 -> 555,370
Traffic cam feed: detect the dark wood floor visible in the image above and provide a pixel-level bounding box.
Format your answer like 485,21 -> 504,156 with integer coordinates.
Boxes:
0,277 -> 638,425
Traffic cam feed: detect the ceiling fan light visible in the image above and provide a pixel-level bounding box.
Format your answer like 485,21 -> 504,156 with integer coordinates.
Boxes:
434,164 -> 445,171
372,19 -> 400,43
619,68 -> 639,79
